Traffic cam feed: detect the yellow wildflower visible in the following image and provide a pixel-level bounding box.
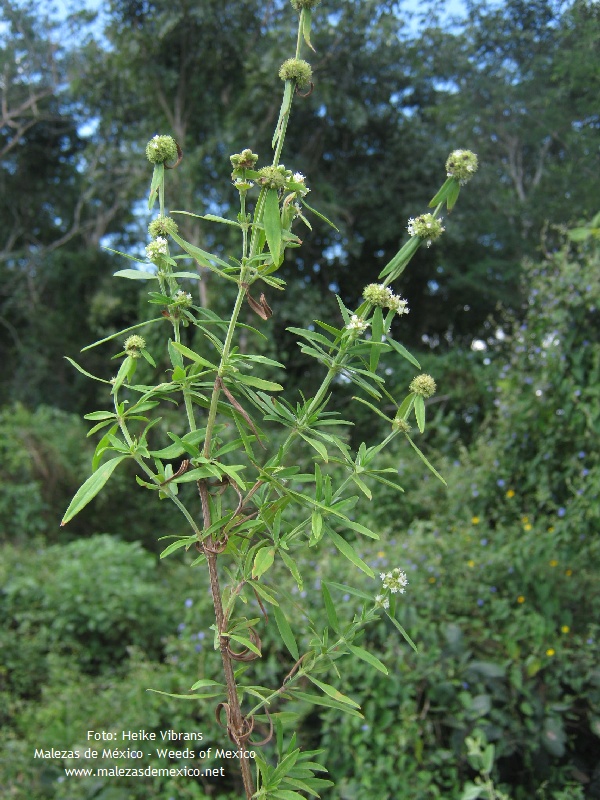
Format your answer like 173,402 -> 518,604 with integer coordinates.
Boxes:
561,626 -> 570,634
517,596 -> 525,604
506,489 -> 515,498
546,648 -> 555,657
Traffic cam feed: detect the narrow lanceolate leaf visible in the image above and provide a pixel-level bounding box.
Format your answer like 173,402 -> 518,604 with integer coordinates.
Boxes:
148,162 -> 164,210
324,528 -> 374,577
252,546 -> 275,579
428,176 -> 455,208
385,612 -> 418,653
234,373 -> 284,391
301,7 -> 315,51
370,307 -> 384,372
386,337 -> 421,369
321,584 -> 339,633
264,188 -> 282,264
405,435 -> 447,485
347,644 -> 388,675
61,456 -> 127,525
273,605 -> 299,661
171,341 -> 217,369
306,675 -> 361,709
113,268 -> 158,280
414,394 -> 426,433
272,81 -> 293,150
291,691 -> 364,719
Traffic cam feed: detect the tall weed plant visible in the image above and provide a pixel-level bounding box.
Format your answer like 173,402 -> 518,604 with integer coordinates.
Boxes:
62,1 -> 478,795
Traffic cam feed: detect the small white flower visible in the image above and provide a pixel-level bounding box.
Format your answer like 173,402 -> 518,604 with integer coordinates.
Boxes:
375,593 -> 390,610
145,236 -> 168,262
346,315 -> 369,334
293,172 -> 305,183
381,567 -> 409,594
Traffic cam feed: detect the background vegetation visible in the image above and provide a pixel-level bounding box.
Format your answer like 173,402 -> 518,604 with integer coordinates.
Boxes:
0,0 -> 598,797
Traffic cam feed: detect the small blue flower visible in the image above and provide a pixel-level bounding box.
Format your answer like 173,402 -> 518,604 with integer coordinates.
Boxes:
195,643 -> 202,653
185,598 -> 193,608
497,479 -> 505,487
177,623 -> 186,632
480,538 -> 488,546
578,451 -> 586,458
557,507 -> 566,517
361,724 -> 370,731
477,598 -> 484,606
490,586 -> 497,593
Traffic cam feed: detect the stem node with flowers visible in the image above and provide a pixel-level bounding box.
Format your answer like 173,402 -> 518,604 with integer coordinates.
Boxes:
62,1 -> 478,797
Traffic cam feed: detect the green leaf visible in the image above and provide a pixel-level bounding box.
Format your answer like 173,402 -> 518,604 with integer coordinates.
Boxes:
234,373 -> 284,391
65,357 -> 112,384
386,337 -> 421,369
61,456 -> 127,525
171,341 -> 217,369
114,268 -> 157,280
351,474 -> 372,500
428,176 -> 455,208
252,546 -> 275,579
225,633 -> 262,657
80,317 -> 164,352
160,536 -> 197,559
306,675 -> 361,709
189,679 -> 225,691
291,691 -> 364,719
351,396 -> 392,423
170,232 -> 238,279
148,162 -> 164,210
264,188 -> 282,264
147,688 -> 223,701
347,644 -> 388,675
301,199 -> 339,232
299,433 -> 328,462
405,435 -> 447,485
324,528 -> 374,577
324,581 -> 373,602
385,612 -> 418,653
301,7 -> 315,51
272,81 -> 293,150
321,584 -> 339,633
370,307 -> 383,372
273,605 -> 299,661
84,411 -> 116,421
171,270 -> 201,280
414,394 -> 426,433
446,179 -> 461,210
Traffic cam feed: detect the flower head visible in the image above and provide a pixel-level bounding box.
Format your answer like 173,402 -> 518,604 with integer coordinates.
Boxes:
257,166 -> 288,190
145,237 -> 168,262
445,149 -> 478,185
279,58 -> 313,89
124,335 -> 146,354
375,593 -> 390,610
148,215 -> 178,239
409,373 -> 437,398
171,290 -> 193,308
362,283 -> 409,315
345,314 -> 369,334
146,135 -> 178,164
380,567 -> 409,594
407,214 -> 445,247
230,149 -> 259,170
392,416 -> 411,433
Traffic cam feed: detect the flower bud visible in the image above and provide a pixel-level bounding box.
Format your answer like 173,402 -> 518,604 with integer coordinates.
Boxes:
148,215 -> 178,239
409,374 -> 437,398
230,149 -> 259,169
446,149 -> 478,185
407,214 -> 445,247
279,58 -> 313,88
146,135 -> 178,164
171,290 -> 193,308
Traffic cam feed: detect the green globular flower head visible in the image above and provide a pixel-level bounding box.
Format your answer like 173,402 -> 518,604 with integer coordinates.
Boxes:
290,0 -> 321,9
124,335 -> 146,354
363,283 -> 394,308
279,58 -> 312,88
446,149 -> 478,185
148,215 -> 178,239
257,166 -> 288,190
146,135 -> 178,164
407,214 -> 445,247
392,416 -> 411,433
171,290 -> 193,308
409,373 -> 437,398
